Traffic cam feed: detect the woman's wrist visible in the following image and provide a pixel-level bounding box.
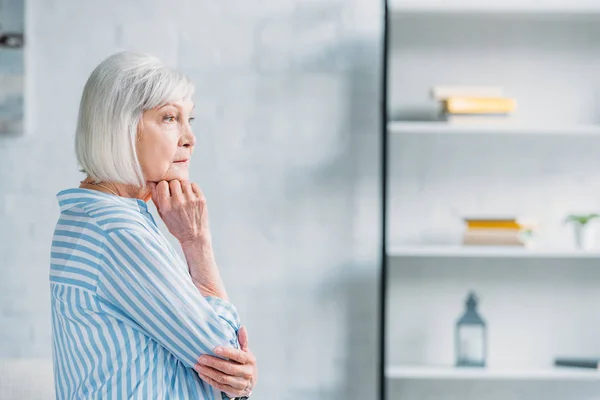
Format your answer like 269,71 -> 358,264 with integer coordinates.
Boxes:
181,238 -> 228,300
192,278 -> 228,299
180,233 -> 212,249
180,236 -> 215,263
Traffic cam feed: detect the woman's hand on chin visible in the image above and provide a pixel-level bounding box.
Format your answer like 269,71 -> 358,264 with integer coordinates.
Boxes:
149,179 -> 212,245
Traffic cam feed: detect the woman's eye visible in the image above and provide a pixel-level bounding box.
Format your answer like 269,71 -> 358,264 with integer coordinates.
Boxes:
164,115 -> 176,122
188,117 -> 195,124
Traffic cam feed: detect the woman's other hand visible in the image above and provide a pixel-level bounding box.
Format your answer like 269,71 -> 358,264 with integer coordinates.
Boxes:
149,180 -> 211,245
194,326 -> 258,398
150,179 -> 227,299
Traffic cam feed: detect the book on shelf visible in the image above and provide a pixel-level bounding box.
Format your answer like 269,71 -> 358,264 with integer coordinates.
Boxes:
430,85 -> 517,125
464,217 -> 537,231
462,216 -> 536,247
554,358 -> 600,369
442,97 -> 516,115
463,229 -> 530,247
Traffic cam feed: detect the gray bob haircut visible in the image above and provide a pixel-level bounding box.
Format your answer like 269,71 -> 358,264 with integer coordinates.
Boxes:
75,51 -> 195,187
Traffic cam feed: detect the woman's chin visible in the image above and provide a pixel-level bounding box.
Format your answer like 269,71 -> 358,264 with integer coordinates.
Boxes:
169,175 -> 189,183
156,171 -> 189,183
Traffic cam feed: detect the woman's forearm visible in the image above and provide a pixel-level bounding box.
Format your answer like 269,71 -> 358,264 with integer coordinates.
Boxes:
181,238 -> 229,301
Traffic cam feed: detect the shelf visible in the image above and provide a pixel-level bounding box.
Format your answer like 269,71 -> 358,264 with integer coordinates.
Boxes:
389,1 -> 600,15
387,245 -> 600,259
386,365 -> 600,381
387,122 -> 600,136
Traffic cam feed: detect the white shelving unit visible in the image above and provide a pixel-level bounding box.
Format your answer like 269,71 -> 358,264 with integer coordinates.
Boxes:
384,1 -> 600,399
386,365 -> 600,381
388,122 -> 600,136
387,245 -> 600,259
389,0 -> 600,14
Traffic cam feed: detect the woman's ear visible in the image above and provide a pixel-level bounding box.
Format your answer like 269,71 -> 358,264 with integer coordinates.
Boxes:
136,116 -> 144,139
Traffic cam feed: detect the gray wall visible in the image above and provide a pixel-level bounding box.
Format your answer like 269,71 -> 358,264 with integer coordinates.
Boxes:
0,1 -> 383,399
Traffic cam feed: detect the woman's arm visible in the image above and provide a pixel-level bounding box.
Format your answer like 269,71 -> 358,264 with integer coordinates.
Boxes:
150,180 -> 230,300
150,180 -> 242,345
98,227 -> 241,369
181,238 -> 228,301
146,179 -> 258,397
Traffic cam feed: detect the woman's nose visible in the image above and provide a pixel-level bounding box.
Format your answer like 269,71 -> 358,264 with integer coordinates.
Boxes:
181,125 -> 196,148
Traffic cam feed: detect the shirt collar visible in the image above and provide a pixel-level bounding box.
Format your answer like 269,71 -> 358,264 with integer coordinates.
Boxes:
56,188 -> 149,214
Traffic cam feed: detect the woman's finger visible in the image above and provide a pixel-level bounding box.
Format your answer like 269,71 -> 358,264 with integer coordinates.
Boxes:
191,182 -> 202,197
238,326 -> 249,352
196,365 -> 247,390
157,180 -> 170,198
214,346 -> 252,365
181,181 -> 194,200
152,181 -> 170,210
197,355 -> 251,377
169,179 -> 182,200
198,373 -> 239,398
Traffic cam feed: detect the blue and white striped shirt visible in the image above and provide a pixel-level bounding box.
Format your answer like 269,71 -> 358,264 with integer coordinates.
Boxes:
50,188 -> 241,399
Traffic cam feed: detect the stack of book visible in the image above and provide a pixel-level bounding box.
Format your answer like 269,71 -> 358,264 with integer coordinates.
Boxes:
554,357 -> 600,369
462,217 -> 536,247
431,85 -> 516,124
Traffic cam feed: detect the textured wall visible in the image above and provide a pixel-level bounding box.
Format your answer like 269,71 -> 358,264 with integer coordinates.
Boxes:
0,0 -> 383,399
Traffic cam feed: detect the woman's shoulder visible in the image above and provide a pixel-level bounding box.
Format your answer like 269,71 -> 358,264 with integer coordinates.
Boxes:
56,188 -> 153,235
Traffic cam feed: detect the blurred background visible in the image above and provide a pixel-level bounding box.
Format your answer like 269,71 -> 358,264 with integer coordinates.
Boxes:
386,1 -> 600,400
3,0 -> 600,399
0,0 -> 383,399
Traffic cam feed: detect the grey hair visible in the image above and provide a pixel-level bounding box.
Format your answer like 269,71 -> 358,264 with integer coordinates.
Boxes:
75,51 -> 195,187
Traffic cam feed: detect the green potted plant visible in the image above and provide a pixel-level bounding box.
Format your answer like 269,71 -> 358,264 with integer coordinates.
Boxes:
565,213 -> 600,250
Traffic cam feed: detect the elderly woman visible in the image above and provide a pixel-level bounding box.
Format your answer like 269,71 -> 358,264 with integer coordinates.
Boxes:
50,52 -> 257,399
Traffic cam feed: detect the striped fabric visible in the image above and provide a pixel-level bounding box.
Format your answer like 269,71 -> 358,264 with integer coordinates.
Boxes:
50,188 -> 241,399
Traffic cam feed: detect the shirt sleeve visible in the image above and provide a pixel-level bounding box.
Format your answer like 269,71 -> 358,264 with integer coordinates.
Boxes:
97,228 -> 241,368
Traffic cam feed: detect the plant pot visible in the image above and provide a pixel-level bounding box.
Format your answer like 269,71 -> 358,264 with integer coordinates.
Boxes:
573,223 -> 597,250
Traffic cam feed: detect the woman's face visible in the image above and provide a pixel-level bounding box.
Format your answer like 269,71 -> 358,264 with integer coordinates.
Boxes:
137,100 -> 196,184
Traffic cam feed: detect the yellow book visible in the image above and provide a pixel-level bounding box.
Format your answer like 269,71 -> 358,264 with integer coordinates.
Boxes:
466,221 -> 525,230
464,217 -> 537,230
442,97 -> 516,114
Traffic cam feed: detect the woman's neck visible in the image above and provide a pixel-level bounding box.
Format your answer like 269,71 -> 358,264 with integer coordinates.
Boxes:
79,178 -> 152,203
